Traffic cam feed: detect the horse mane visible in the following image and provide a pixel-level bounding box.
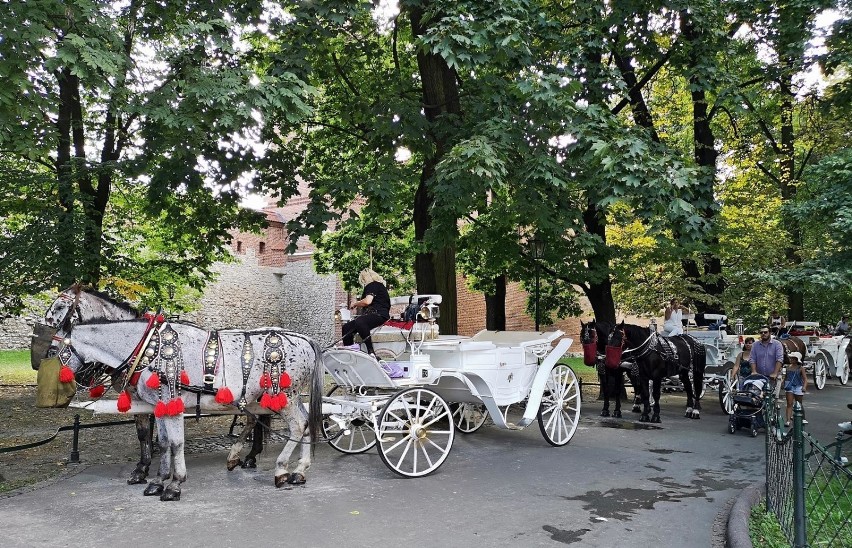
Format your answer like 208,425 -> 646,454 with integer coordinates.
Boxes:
70,285 -> 139,315
622,323 -> 652,343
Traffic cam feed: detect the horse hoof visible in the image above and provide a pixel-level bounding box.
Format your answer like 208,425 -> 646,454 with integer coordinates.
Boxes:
127,472 -> 147,485
143,483 -> 164,497
287,473 -> 306,485
160,489 -> 181,502
226,458 -> 242,471
600,409 -> 610,417
613,410 -> 622,418
684,410 -> 691,418
639,414 -> 650,422
692,412 -> 701,420
274,473 -> 290,488
651,415 -> 661,423
632,406 -> 641,413
241,457 -> 257,469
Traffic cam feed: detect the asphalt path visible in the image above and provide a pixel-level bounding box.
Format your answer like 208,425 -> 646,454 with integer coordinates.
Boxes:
3,380 -> 850,548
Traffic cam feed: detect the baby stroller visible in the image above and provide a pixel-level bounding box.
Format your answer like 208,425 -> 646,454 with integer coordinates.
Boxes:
728,374 -> 769,437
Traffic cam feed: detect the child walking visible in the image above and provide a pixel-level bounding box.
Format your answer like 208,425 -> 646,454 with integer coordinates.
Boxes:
784,352 -> 808,427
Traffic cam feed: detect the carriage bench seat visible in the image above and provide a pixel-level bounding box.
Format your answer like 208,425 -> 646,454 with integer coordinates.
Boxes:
355,320 -> 439,343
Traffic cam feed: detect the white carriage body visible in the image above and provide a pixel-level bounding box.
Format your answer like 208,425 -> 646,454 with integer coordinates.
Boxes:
784,321 -> 850,384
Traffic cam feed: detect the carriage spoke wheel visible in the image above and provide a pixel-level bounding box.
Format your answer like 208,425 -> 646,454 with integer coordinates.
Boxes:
813,353 -> 828,390
376,388 -> 454,477
719,366 -> 736,415
537,364 -> 581,447
324,385 -> 377,454
450,403 -> 488,434
840,360 -> 849,386
323,414 -> 376,454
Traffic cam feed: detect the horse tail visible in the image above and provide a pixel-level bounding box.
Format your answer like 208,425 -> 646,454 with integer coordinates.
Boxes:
308,338 -> 325,456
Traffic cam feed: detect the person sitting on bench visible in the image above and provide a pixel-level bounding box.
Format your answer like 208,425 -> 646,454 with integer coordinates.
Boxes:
341,268 -> 391,357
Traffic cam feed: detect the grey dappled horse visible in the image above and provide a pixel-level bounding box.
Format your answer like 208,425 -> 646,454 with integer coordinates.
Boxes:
55,318 -> 324,500
37,286 -> 275,481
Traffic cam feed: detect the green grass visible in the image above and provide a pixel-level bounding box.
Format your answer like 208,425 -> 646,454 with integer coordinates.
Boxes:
561,356 -> 599,383
750,502 -> 787,547
0,349 -> 35,385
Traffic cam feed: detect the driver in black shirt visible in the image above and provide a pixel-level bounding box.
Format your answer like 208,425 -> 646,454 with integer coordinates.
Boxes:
341,268 -> 391,357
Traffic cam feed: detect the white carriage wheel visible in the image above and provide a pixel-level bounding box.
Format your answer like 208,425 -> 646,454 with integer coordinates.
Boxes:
718,365 -> 735,415
376,387 -> 454,477
813,352 -> 829,390
840,358 -> 849,386
323,414 -> 377,454
450,403 -> 488,434
537,364 -> 581,447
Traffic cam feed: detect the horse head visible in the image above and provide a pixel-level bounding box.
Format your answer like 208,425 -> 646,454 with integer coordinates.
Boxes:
604,321 -> 627,369
580,320 -> 600,366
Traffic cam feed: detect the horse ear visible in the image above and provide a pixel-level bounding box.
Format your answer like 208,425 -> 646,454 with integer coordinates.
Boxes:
619,320 -> 625,327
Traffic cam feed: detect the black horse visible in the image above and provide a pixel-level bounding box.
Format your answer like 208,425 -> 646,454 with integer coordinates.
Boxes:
580,320 -> 641,418
607,321 -> 706,423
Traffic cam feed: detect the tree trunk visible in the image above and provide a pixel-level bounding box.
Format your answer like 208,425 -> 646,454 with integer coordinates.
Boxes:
485,275 -> 507,331
409,5 -> 460,334
582,202 -> 616,324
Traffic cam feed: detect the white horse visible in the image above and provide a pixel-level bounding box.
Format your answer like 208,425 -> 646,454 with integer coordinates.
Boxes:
55,318 -> 325,500
34,285 -> 156,484
36,286 -> 278,479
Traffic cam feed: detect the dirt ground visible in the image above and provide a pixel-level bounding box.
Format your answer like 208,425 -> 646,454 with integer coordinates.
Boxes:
0,385 -> 242,496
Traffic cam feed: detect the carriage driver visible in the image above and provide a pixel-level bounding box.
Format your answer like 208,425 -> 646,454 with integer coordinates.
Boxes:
750,326 -> 784,381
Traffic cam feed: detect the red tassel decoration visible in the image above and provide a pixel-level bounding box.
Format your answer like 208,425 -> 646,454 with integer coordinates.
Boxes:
167,398 -> 184,416
146,373 -> 160,389
154,401 -> 168,418
117,391 -> 132,413
259,392 -> 272,409
88,385 -> 105,398
260,373 -> 272,389
279,372 -> 291,388
59,366 -> 75,383
215,386 -> 234,404
277,392 -> 288,409
180,370 -> 190,385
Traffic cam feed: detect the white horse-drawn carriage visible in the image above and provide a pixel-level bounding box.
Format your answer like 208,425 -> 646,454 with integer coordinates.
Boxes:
322,294 -> 581,477
780,321 -> 850,390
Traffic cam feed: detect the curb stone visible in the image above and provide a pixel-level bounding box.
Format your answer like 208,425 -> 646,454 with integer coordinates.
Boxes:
726,482 -> 764,548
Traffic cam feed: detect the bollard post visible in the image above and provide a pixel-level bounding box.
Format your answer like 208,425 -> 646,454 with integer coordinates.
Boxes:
792,402 -> 807,547
70,414 -> 80,464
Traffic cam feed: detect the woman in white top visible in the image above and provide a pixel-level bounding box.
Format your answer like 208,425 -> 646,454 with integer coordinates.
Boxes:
663,298 -> 690,336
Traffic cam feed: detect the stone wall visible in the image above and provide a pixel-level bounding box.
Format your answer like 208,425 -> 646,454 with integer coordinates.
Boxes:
182,251 -> 339,347
0,299 -> 45,350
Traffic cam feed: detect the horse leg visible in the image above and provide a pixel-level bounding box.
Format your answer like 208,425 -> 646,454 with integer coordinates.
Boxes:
127,414 -> 152,485
242,415 -> 269,469
692,365 -> 703,420
639,375 -> 651,422
682,369 -> 695,419
226,413 -> 256,471
598,372 -> 610,416
160,417 -> 186,502
651,378 -> 662,423
143,418 -> 169,497
274,401 -> 309,487
612,372 -> 623,418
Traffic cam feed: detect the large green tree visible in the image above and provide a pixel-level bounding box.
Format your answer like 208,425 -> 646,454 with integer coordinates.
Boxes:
0,0 -> 313,312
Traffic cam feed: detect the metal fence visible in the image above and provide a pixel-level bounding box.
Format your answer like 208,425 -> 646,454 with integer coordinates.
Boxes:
764,388 -> 852,547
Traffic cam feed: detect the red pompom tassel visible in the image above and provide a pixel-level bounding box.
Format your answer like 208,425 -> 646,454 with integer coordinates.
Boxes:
180,370 -> 190,385
259,392 -> 272,409
279,372 -> 291,389
117,391 -> 132,413
167,398 -> 184,416
260,373 -> 272,389
215,386 -> 234,404
154,401 -> 168,418
88,385 -> 105,398
59,366 -> 75,383
146,373 -> 160,389
277,392 -> 288,409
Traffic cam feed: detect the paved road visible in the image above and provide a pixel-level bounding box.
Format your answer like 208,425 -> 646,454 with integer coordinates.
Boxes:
3,380 -> 850,548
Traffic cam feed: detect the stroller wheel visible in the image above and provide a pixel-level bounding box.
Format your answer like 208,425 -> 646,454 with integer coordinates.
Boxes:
728,423 -> 736,434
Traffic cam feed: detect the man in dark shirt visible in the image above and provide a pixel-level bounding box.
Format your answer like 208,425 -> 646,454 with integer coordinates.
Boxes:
340,268 -> 391,356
